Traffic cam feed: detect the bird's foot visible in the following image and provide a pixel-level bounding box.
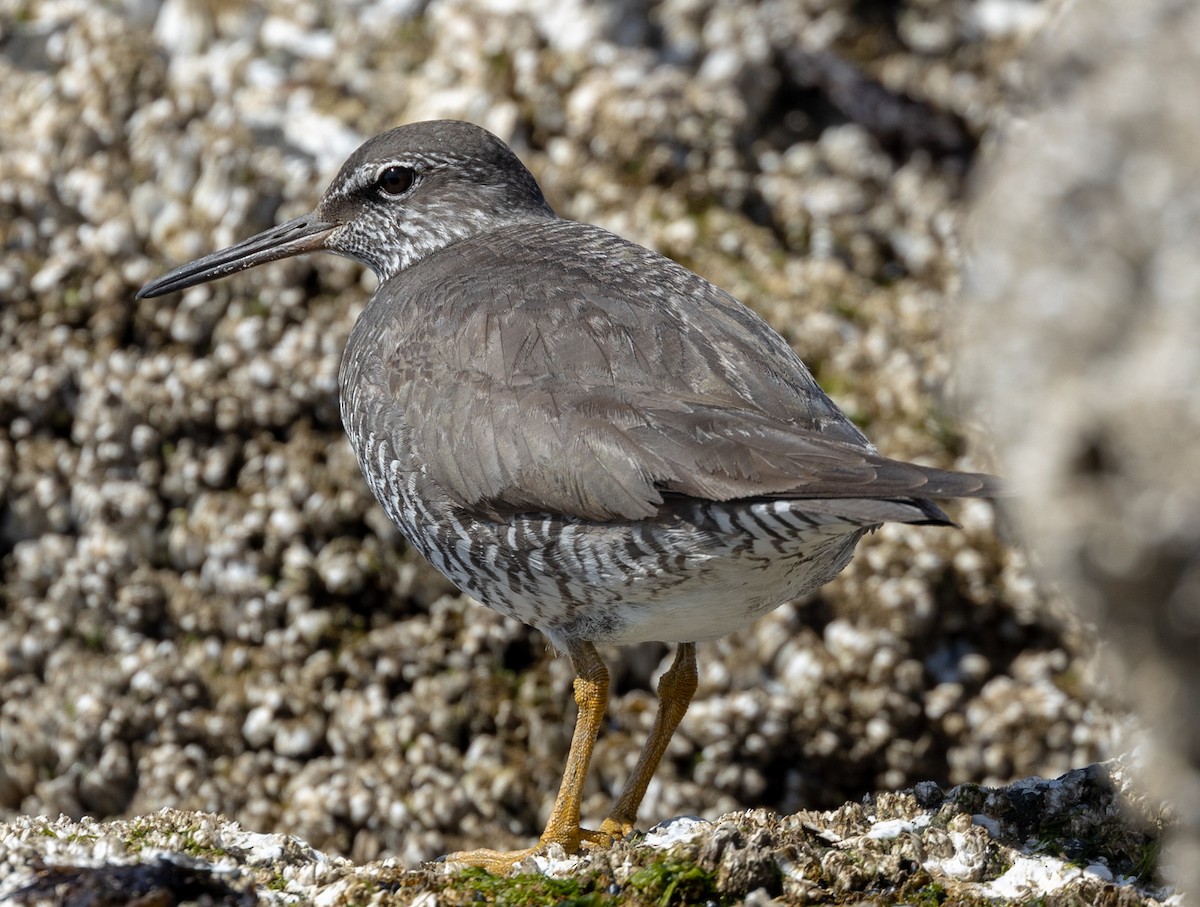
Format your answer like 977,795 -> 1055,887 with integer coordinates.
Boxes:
440,844 -> 544,874
597,816 -> 636,840
443,825 -> 624,873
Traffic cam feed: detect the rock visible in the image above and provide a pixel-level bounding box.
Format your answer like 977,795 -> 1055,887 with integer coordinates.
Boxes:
0,766 -> 1171,905
962,0 -> 1200,900
0,0 -> 1144,889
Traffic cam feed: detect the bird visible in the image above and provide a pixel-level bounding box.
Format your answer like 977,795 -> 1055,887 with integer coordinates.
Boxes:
137,119 -> 999,871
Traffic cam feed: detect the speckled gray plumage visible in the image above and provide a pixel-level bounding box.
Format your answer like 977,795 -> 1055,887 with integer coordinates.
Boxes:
140,119 -> 998,651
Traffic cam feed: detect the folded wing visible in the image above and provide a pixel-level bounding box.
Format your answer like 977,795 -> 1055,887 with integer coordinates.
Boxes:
379,221 -> 997,521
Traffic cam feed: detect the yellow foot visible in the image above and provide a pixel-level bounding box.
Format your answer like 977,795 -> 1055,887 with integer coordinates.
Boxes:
443,828 -> 617,873
597,816 -> 636,840
441,844 -> 542,874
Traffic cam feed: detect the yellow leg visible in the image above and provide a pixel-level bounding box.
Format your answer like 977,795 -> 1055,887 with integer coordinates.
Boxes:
600,642 -> 698,838
444,640 -> 611,871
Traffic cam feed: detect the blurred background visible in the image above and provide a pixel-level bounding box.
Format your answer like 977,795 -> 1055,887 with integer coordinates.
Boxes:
0,0 -> 1126,868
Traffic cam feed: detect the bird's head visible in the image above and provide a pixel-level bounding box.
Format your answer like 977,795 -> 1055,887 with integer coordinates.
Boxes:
137,120 -> 556,298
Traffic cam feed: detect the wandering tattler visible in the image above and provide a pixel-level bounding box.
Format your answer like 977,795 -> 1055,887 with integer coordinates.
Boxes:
138,119 -> 999,869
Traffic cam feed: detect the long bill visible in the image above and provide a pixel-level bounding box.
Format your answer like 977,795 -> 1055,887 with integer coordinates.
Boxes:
136,213 -> 338,298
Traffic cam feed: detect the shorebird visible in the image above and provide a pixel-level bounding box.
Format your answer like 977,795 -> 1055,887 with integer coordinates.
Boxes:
138,119 -> 998,870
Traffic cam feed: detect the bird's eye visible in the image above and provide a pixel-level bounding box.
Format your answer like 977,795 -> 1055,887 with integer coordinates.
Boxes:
376,165 -> 415,196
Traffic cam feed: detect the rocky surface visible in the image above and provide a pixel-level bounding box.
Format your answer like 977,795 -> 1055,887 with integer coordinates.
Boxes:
0,0 -> 1150,896
0,763 -> 1175,906
962,0 -> 1200,901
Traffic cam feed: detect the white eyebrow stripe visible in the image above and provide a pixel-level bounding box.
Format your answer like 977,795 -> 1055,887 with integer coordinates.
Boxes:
344,152 -> 461,195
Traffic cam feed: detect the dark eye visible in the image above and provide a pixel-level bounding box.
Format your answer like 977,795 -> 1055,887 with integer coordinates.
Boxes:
376,165 -> 415,196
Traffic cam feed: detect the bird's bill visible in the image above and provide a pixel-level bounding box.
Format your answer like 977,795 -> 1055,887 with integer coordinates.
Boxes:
136,212 -> 337,298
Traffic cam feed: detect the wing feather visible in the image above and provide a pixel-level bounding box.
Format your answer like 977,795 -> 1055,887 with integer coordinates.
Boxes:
358,219 -> 997,521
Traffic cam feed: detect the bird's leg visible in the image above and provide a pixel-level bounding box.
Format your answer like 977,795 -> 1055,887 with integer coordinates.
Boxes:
599,642 -> 698,839
537,639 -> 611,848
443,640 -> 610,871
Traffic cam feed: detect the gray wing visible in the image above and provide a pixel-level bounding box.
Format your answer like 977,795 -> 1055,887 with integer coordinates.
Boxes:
376,220 -> 995,521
